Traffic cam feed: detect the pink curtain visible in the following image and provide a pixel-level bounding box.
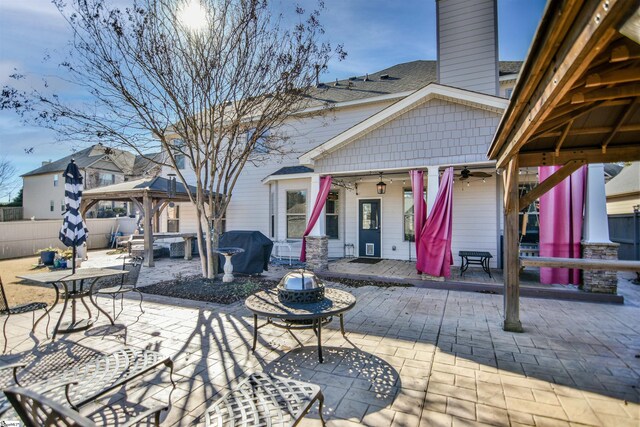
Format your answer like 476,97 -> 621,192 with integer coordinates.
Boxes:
538,166 -> 586,284
300,175 -> 332,262
416,167 -> 454,277
409,170 -> 427,271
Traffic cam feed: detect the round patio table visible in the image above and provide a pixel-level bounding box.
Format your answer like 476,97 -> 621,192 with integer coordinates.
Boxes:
245,288 -> 356,363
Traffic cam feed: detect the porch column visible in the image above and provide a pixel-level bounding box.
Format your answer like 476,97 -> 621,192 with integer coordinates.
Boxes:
582,163 -> 619,293
426,166 -> 440,215
306,174 -> 328,270
143,192 -> 154,267
503,157 -> 523,332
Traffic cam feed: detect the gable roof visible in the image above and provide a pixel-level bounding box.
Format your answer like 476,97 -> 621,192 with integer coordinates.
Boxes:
299,83 -> 509,165
302,60 -> 521,108
22,144 -> 137,177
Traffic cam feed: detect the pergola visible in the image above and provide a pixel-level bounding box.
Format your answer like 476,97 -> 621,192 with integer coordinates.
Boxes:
488,0 -> 640,331
81,176 -> 197,267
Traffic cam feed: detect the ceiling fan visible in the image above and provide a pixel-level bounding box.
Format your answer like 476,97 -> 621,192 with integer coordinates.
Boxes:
455,167 -> 492,181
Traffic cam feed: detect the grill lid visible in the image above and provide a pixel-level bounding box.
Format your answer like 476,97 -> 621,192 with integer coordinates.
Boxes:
279,269 -> 322,291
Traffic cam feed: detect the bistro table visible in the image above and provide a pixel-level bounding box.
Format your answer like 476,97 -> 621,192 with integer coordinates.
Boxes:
245,288 -> 356,363
17,268 -> 128,339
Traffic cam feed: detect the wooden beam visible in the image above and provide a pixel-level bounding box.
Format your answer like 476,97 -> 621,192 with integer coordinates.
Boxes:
539,123 -> 640,138
571,83 -> 640,104
555,120 -> 574,156
602,97 -> 639,152
521,256 -> 640,272
610,40 -> 640,62
518,160 -> 585,211
143,192 -> 154,267
518,145 -> 640,167
503,157 -> 523,332
585,67 -> 640,87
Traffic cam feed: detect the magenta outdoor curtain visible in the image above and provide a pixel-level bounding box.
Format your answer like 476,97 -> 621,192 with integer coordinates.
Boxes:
416,167 -> 454,277
409,170 -> 427,270
300,175 -> 332,262
538,165 -> 586,285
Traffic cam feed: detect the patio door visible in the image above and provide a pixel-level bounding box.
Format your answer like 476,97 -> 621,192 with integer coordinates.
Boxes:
359,199 -> 381,257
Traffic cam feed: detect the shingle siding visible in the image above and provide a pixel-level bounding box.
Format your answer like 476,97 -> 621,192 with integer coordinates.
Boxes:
314,99 -> 501,174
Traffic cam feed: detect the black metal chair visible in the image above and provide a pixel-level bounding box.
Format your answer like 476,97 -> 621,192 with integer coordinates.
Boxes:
1,276 -> 50,353
93,255 -> 144,321
4,386 -> 167,427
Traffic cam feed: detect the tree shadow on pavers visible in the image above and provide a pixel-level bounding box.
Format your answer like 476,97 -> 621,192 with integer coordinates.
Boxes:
263,346 -> 400,422
122,307 -> 281,425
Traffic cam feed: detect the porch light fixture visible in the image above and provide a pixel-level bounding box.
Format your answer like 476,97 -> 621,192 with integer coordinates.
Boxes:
376,173 -> 386,195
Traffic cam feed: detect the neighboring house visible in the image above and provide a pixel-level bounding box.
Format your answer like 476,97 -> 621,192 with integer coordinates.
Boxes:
158,0 -> 520,268
22,144 -> 160,219
606,162 -> 640,215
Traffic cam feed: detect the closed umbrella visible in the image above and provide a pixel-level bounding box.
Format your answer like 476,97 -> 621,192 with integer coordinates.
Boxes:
59,159 -> 88,274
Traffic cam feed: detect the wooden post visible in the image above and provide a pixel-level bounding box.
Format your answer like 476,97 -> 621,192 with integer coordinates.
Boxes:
503,157 -> 523,332
143,192 -> 154,267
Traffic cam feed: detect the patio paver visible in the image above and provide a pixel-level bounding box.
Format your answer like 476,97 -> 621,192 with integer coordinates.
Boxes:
1,252 -> 638,426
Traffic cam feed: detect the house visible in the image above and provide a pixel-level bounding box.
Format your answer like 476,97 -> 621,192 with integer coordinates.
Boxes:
157,0 -> 520,269
22,144 -> 160,220
606,162 -> 640,215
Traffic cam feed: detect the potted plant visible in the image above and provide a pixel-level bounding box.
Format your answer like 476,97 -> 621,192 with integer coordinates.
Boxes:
36,247 -> 58,266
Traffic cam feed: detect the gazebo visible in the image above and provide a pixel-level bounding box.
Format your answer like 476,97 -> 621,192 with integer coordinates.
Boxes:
81,176 -> 198,267
489,0 -> 640,331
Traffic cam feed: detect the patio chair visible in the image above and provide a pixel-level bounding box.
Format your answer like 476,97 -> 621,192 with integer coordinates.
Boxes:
1,276 -> 50,353
4,386 -> 167,427
93,255 -> 144,320
204,372 -> 325,427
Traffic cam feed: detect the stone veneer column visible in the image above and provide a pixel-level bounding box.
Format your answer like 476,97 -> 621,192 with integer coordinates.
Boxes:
582,164 -> 618,294
582,242 -> 619,293
305,235 -> 328,271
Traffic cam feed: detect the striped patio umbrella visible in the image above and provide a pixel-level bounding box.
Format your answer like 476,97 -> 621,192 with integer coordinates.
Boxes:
59,159 -> 88,274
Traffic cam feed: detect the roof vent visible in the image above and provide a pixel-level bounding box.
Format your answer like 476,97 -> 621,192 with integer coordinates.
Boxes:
380,74 -> 390,80
364,73 -> 369,82
334,78 -> 339,86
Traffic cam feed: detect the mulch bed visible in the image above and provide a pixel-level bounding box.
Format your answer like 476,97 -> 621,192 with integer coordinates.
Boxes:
322,276 -> 413,288
139,276 -> 279,304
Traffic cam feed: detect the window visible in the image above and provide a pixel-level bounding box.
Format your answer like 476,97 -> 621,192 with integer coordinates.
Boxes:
403,188 -> 426,241
505,88 -> 513,99
167,204 -> 179,232
286,190 -> 306,239
247,128 -> 269,154
172,138 -> 186,169
325,191 -> 339,239
50,200 -> 54,212
61,200 -> 65,212
98,173 -> 116,187
53,174 -> 59,187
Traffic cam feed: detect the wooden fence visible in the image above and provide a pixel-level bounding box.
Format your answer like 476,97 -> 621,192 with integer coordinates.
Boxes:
0,217 -> 136,260
0,207 -> 23,222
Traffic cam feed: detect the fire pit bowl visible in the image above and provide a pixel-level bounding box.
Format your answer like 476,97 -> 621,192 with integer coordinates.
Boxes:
277,269 -> 325,304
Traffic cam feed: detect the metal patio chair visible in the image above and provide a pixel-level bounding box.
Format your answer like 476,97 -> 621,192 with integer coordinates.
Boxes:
1,276 -> 50,353
4,386 -> 167,427
93,255 -> 144,320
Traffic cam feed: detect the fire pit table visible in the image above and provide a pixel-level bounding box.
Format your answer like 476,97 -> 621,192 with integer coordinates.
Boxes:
245,271 -> 356,363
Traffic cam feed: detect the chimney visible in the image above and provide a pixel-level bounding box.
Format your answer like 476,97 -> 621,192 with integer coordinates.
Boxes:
436,0 -> 499,96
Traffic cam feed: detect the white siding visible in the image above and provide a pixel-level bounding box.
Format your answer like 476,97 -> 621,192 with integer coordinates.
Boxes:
607,196 -> 640,215
23,173 -> 66,220
437,0 -> 499,95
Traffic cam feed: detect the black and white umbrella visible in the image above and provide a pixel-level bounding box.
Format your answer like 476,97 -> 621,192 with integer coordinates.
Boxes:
59,159 -> 88,274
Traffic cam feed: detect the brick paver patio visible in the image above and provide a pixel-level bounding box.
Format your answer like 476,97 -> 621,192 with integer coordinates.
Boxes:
1,254 -> 638,426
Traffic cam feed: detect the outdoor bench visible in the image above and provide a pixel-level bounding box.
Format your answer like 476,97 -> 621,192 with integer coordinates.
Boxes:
204,372 -> 325,426
1,347 -> 174,414
459,251 -> 493,278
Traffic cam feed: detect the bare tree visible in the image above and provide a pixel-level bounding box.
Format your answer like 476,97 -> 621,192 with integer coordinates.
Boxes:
1,0 -> 343,278
0,158 -> 17,202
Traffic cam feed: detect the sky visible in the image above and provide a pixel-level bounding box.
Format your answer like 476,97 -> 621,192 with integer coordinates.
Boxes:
0,0 -> 547,199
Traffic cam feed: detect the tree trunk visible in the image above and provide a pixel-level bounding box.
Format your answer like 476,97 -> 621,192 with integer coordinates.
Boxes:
195,204 -> 207,277
211,217 -> 221,275
204,222 -> 214,279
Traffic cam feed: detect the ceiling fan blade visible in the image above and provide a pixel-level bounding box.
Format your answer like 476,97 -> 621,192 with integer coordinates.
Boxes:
471,171 -> 492,178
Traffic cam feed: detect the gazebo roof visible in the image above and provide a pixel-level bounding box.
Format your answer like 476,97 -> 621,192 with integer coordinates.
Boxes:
83,176 -> 198,201
488,0 -> 640,168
